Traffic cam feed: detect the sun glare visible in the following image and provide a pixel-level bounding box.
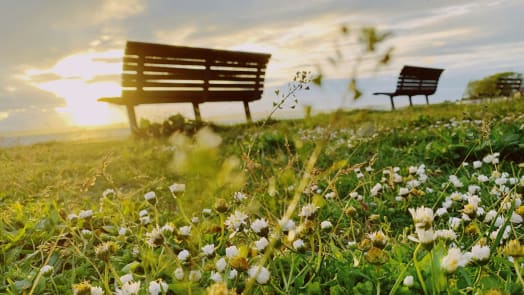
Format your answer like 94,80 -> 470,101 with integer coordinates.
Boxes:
24,49 -> 126,128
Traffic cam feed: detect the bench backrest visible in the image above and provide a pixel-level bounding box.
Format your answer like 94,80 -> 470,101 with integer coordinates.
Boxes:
121,41 -> 271,105
496,77 -> 522,96
395,65 -> 444,96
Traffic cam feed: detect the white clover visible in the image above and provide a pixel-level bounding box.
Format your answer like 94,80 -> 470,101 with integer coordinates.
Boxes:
174,267 -> 184,280
67,213 -> 78,221
202,244 -> 215,256
399,187 -> 409,196
118,227 -> 127,236
436,229 -> 457,240
148,279 -> 168,295
320,220 -> 333,230
449,217 -> 462,230
484,210 -> 498,223
251,218 -> 269,234
441,248 -> 470,273
161,224 -> 174,233
393,174 -> 403,184
179,226 -> 191,236
210,271 -> 223,282
191,216 -> 199,224
409,206 -> 434,229
103,188 -> 115,198
178,249 -> 190,261
435,207 -> 448,217
408,166 -> 417,174
477,174 -> 489,182
169,183 -> 186,193
254,237 -> 269,251
144,191 -> 156,201
140,216 -> 151,225
279,217 -> 296,232
370,183 -> 382,196
403,275 -> 414,287
298,203 -> 319,218
81,229 -> 92,237
225,245 -> 239,258
189,270 -> 201,282
510,212 -> 523,224
216,257 -> 227,272
233,191 -> 248,201
115,281 -> 141,295
202,208 -> 212,215
39,265 -> 53,275
90,286 -> 104,295
120,273 -> 134,284
248,266 -> 271,284
415,228 -> 436,244
146,227 -> 164,247
471,245 -> 490,262
79,210 -> 93,219
225,211 -> 248,232
229,269 -> 238,279
324,192 -> 336,199
473,161 -> 482,169
293,239 -> 305,250
139,209 -> 148,217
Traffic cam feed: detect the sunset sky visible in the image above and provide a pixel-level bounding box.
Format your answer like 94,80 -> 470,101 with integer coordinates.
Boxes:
1,0 -> 523,133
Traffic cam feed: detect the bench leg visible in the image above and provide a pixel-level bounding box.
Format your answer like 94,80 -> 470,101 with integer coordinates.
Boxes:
243,101 -> 253,123
389,96 -> 395,110
408,96 -> 413,107
425,95 -> 429,105
192,102 -> 202,122
126,104 -> 138,133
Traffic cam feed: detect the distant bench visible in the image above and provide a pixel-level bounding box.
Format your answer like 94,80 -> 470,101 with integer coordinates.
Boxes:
374,65 -> 444,110
98,41 -> 271,131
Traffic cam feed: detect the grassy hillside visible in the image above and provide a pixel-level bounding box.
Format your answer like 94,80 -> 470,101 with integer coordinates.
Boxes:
1,99 -> 524,294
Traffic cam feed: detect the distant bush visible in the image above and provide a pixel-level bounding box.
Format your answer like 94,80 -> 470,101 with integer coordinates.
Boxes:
135,114 -> 207,138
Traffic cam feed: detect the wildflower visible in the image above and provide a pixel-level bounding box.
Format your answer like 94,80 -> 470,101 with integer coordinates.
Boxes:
367,231 -> 388,248
148,279 -> 168,295
251,218 -> 269,235
103,188 -> 115,198
191,216 -> 199,224
229,269 -> 238,279
293,239 -> 305,250
449,217 -> 462,230
324,191 -> 336,199
118,227 -> 127,236
408,166 -> 417,174
73,281 -> 92,295
216,257 -> 227,272
409,206 -> 434,229
370,183 -> 382,196
248,265 -> 271,284
415,228 -> 436,245
463,203 -> 477,219
298,203 -> 319,218
140,216 -> 151,225
510,212 -> 523,224
120,274 -> 134,284
178,249 -> 190,261
146,227 -> 164,248
399,187 -> 409,196
210,271 -> 223,282
483,153 -> 500,164
435,207 -> 447,217
255,237 -> 269,251
202,244 -> 215,256
95,241 -> 118,261
504,239 -> 524,257
90,286 -> 104,295
477,174 -> 489,182
436,229 -> 457,240
225,245 -> 239,258
471,244 -> 490,263
79,210 -> 93,219
224,211 -> 248,232
484,210 -> 498,223
81,229 -> 92,237
403,275 -> 414,287
179,226 -> 191,236
441,248 -> 470,273
39,265 -> 53,276
202,208 -> 212,215
144,191 -> 156,202
68,213 -> 78,221
320,220 -> 333,230
174,267 -> 184,280
233,191 -> 248,202
473,161 -> 482,169
139,209 -> 148,217
169,183 -> 186,193
115,281 -> 141,295
279,217 -> 296,232
189,270 -> 202,282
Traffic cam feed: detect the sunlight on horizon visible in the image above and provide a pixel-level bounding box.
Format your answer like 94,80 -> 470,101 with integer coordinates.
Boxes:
23,49 -> 127,128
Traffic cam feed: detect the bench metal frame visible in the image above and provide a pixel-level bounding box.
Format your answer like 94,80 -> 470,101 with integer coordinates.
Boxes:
374,65 -> 444,110
99,41 -> 271,131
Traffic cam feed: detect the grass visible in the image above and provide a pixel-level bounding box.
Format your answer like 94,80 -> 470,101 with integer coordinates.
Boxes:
1,98 -> 524,294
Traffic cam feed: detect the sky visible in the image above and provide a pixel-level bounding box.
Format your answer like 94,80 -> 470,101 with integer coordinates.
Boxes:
1,0 -> 523,134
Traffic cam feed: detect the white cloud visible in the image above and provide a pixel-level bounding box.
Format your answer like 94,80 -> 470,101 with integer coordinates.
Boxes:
92,0 -> 146,24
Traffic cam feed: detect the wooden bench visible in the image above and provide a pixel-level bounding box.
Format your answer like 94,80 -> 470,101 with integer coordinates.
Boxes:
373,65 -> 444,110
98,41 -> 271,131
495,77 -> 521,97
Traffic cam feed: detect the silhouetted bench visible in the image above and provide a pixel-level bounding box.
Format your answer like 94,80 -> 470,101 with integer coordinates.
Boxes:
99,41 -> 271,131
374,65 -> 444,110
495,77 -> 521,97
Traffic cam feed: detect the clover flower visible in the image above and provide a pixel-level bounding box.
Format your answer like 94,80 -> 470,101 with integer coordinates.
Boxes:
216,257 -> 227,272
103,188 -> 115,198
473,160 -> 482,169
225,245 -> 239,258
225,211 -> 248,232
403,275 -> 414,287
399,187 -> 409,196
148,279 -> 168,295
324,191 -> 336,199
255,237 -> 269,251
471,244 -> 490,262
189,270 -> 202,282
370,183 -> 382,196
178,249 -> 190,261
436,229 -> 457,240
409,206 -> 434,229
298,203 -> 319,218
415,228 -> 436,245
191,216 -> 199,224
233,192 -> 248,202
144,191 -> 156,202
441,248 -> 470,273
78,210 -> 93,219
251,218 -> 269,235
95,241 -> 119,261
90,286 -> 104,295
174,268 -> 184,280
39,265 -> 53,276
115,281 -> 141,295
367,231 -> 388,248
146,227 -> 164,248
477,174 -> 489,182
483,153 -> 500,164
202,244 -> 215,256
210,271 -> 223,283
169,183 -> 186,193
320,220 -> 333,230
118,227 -> 127,236
120,274 -> 134,284
161,223 -> 174,234
293,239 -> 305,250
279,217 -> 296,232
248,265 -> 271,284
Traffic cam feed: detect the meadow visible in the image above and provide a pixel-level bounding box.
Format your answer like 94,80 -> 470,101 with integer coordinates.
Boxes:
1,98 -> 524,294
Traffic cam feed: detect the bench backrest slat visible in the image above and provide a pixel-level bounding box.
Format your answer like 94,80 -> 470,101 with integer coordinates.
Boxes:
496,77 -> 522,96
395,65 -> 444,95
121,41 -> 271,104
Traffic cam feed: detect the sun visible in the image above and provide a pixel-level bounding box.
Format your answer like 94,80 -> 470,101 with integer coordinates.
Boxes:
23,49 -> 127,128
